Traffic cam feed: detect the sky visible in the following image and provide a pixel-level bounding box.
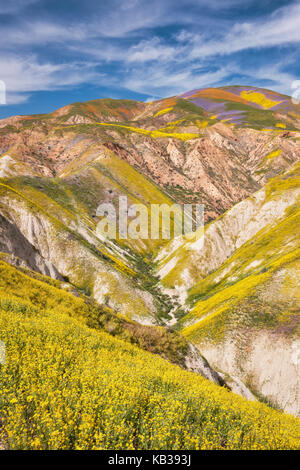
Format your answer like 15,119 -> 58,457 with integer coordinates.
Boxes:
0,0 -> 300,118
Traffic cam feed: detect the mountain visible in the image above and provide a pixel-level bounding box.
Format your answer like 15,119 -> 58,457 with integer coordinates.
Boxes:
0,85 -> 300,440
1,86 -> 299,222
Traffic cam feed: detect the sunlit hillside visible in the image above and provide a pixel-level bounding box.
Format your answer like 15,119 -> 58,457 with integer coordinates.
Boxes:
0,260 -> 299,450
1,86 -> 300,447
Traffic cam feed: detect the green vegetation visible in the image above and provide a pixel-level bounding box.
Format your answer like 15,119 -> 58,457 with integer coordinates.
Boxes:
224,101 -> 297,130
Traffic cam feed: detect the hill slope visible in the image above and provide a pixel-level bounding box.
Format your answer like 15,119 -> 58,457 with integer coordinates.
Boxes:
0,85 -> 300,422
0,260 -> 299,450
0,86 -> 299,322
156,162 -> 300,414
1,86 -> 300,222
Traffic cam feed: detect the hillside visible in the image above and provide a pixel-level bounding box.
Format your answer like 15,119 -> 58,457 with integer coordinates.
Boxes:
1,86 -> 300,222
0,260 -> 299,450
0,86 -> 299,321
156,162 -> 300,414
0,85 -> 299,432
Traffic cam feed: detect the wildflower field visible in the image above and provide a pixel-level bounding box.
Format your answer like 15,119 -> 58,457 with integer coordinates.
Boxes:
0,260 -> 299,450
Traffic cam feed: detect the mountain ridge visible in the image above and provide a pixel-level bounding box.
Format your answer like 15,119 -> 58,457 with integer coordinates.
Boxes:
0,84 -> 299,417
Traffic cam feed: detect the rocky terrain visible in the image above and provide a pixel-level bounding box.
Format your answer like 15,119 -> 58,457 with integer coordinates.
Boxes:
0,85 -> 299,416
157,162 -> 300,415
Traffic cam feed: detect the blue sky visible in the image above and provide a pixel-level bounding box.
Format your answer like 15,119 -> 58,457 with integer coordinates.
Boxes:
0,0 -> 300,118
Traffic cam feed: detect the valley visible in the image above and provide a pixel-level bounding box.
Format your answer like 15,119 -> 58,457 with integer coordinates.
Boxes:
0,85 -> 300,449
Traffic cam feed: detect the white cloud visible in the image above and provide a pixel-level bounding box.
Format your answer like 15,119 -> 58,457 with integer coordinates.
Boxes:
123,65 -> 230,97
0,21 -> 86,47
0,55 -> 103,104
238,62 -> 298,96
188,3 -> 300,58
90,0 -> 166,38
127,38 -> 178,63
71,2 -> 300,75
5,93 -> 31,105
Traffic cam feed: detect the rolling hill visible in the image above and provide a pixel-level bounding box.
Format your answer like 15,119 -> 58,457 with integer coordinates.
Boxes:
0,85 -> 300,443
